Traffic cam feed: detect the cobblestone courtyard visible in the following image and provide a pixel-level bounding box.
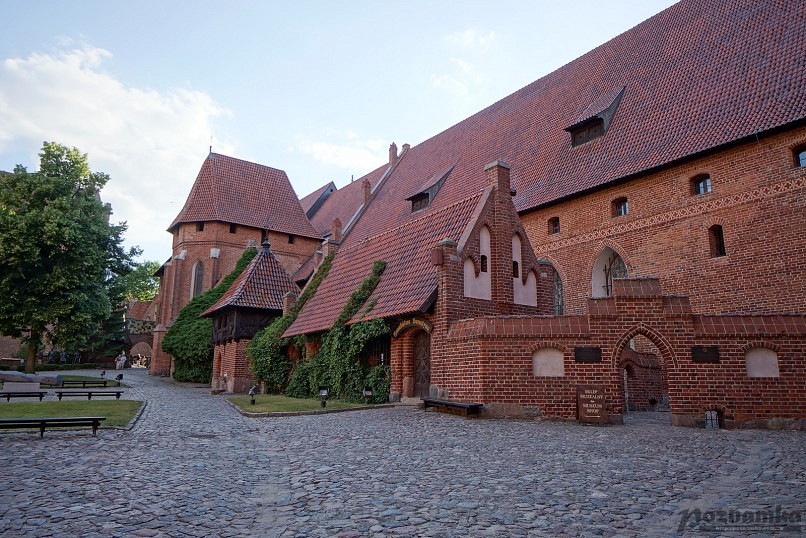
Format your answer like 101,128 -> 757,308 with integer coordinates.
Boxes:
1,369 -> 803,537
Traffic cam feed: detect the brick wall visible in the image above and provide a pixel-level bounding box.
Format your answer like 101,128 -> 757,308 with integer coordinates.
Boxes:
439,278 -> 806,429
521,126 -> 806,316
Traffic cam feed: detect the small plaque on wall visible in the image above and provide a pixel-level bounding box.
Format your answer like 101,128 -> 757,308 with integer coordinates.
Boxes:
577,385 -> 607,424
691,346 -> 720,363
574,347 -> 602,362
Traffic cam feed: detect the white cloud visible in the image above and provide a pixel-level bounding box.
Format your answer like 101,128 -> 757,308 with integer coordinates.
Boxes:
443,28 -> 496,50
295,133 -> 386,177
0,46 -> 233,263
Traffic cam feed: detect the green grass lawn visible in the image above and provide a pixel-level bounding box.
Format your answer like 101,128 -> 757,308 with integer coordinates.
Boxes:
228,394 -> 370,413
0,400 -> 142,427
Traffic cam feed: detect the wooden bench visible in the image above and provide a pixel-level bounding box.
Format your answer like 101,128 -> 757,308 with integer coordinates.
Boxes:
422,398 -> 484,417
0,382 -> 48,402
61,379 -> 110,388
0,417 -> 106,437
55,390 -> 124,401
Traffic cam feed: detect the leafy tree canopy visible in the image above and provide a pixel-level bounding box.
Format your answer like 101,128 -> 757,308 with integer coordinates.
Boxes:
122,260 -> 161,302
0,142 -> 136,371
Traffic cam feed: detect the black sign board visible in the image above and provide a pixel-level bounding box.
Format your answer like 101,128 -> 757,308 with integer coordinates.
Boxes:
577,385 -> 607,424
691,346 -> 720,363
574,347 -> 602,363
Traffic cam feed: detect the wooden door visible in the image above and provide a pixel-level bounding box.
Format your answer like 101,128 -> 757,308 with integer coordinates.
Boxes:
413,331 -> 431,399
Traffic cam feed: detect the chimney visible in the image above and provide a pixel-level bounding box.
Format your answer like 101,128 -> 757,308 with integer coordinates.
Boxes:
362,178 -> 372,203
484,160 -> 511,198
402,143 -> 410,153
283,291 -> 297,315
331,218 -> 343,242
389,142 -> 398,163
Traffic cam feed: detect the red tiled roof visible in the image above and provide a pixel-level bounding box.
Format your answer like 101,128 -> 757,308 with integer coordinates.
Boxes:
127,300 -> 155,321
285,194 -> 482,336
202,242 -> 299,317
307,165 -> 389,236
300,181 -> 335,216
285,0 -> 806,336
169,153 -> 321,239
291,253 -> 318,284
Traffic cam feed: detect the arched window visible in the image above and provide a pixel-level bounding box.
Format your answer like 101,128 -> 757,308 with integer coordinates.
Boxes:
691,174 -> 712,195
553,272 -> 564,315
612,197 -> 629,217
191,261 -> 204,298
533,348 -> 565,377
592,248 -> 628,298
745,348 -> 779,378
708,225 -> 726,257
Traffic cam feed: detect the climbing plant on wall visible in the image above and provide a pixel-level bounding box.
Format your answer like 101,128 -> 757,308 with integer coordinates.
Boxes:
248,253 -> 334,392
286,260 -> 391,402
162,247 -> 257,383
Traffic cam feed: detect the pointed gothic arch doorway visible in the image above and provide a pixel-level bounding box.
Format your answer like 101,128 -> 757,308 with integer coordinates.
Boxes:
615,330 -> 674,426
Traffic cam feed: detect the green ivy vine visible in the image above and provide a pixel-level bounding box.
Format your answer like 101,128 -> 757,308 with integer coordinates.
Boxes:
247,252 -> 334,392
286,260 -> 391,403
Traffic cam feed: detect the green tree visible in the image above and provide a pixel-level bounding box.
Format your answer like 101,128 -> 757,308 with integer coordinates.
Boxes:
122,260 -> 161,301
0,142 -> 135,372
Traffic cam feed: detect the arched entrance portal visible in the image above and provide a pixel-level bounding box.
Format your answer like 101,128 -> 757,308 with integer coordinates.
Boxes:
613,326 -> 676,425
413,331 -> 431,399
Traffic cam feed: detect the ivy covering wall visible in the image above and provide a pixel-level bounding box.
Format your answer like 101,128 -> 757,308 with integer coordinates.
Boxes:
285,260 -> 391,403
162,247 -> 257,382
248,253 -> 334,392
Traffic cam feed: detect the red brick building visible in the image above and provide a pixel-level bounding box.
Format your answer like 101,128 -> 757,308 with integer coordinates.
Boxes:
150,153 -> 322,376
281,0 -> 805,428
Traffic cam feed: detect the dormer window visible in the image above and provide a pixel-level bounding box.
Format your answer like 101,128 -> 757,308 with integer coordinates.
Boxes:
406,166 -> 454,213
692,174 -> 712,195
410,193 -> 429,212
571,119 -> 604,146
612,197 -> 629,217
566,87 -> 625,147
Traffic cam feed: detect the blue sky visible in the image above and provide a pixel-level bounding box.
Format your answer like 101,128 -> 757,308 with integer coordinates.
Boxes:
0,0 -> 677,263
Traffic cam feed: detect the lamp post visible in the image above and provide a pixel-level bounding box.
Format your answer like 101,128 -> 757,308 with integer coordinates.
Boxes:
318,386 -> 329,408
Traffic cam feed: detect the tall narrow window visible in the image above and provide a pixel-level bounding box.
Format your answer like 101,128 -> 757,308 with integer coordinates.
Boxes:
612,197 -> 629,217
548,217 -> 560,235
794,146 -> 806,167
553,272 -> 564,315
709,225 -> 726,257
191,262 -> 204,298
288,234 -> 295,244
480,255 -> 488,273
229,223 -> 237,234
512,261 -> 520,278
692,174 -> 712,195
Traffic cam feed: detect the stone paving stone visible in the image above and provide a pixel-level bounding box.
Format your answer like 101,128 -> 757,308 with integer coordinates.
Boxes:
0,368 -> 804,536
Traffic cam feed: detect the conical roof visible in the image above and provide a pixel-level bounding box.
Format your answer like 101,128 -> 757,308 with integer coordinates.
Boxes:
202,241 -> 300,317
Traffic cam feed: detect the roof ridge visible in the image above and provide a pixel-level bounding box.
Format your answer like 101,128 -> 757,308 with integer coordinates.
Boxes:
340,191 -> 484,255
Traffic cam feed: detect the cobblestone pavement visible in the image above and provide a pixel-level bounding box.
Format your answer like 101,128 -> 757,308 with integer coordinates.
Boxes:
1,369 -> 804,537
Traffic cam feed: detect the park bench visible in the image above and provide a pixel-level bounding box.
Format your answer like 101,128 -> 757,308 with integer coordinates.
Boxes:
0,417 -> 105,437
55,390 -> 124,401
61,379 -> 110,388
422,398 -> 484,417
0,382 -> 48,402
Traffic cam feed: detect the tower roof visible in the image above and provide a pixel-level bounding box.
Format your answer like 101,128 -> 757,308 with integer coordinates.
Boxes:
169,153 -> 320,239
202,241 -> 300,317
